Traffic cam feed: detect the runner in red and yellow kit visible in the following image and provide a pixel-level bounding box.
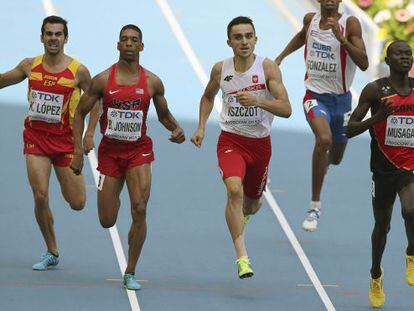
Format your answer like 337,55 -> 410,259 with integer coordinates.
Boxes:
71,24 -> 185,290
0,16 -> 98,270
347,40 -> 414,308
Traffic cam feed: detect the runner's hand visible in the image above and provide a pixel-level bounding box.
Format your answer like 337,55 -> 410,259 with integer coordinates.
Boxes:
191,128 -> 205,148
70,154 -> 84,175
236,91 -> 257,107
169,127 -> 185,144
376,98 -> 395,120
326,17 -> 343,42
83,134 -> 95,155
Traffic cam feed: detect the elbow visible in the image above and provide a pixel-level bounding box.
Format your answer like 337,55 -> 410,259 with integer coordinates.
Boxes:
359,57 -> 369,72
281,105 -> 292,118
345,127 -> 355,139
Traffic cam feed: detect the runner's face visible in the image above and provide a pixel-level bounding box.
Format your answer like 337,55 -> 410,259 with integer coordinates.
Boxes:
227,24 -> 257,58
118,29 -> 143,62
387,42 -> 413,73
318,0 -> 341,11
41,23 -> 67,55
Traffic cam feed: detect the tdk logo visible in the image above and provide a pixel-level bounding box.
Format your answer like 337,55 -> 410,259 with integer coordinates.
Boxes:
393,116 -> 414,124
224,75 -> 233,82
117,111 -> 141,119
32,91 -> 60,102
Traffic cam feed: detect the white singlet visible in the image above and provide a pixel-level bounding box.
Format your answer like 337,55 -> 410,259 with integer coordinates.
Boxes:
219,55 -> 274,138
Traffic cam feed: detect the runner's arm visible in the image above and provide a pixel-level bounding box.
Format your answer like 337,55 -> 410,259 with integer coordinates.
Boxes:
76,65 -> 99,154
190,62 -> 221,147
346,82 -> 391,138
341,17 -> 368,71
0,58 -> 31,89
151,74 -> 185,144
71,73 -> 106,175
237,60 -> 291,118
274,13 -> 314,65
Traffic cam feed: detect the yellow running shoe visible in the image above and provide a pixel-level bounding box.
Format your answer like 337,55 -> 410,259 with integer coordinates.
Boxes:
243,215 -> 250,225
236,257 -> 254,279
405,253 -> 414,286
369,268 -> 385,308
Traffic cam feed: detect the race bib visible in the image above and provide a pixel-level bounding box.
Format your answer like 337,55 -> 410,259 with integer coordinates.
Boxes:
385,115 -> 414,148
303,99 -> 318,113
104,108 -> 143,141
223,93 -> 261,125
28,90 -> 63,123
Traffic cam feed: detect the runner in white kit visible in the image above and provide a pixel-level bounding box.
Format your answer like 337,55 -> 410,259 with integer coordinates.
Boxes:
191,16 -> 291,279
275,0 -> 368,232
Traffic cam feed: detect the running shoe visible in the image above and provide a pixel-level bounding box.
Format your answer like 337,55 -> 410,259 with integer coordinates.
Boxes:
302,208 -> 320,232
243,215 -> 250,225
369,268 -> 385,308
236,257 -> 254,279
123,273 -> 141,290
32,251 -> 59,271
406,253 -> 414,286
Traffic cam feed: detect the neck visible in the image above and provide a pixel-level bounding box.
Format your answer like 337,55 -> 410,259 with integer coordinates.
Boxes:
233,54 -> 255,73
43,52 -> 65,66
118,58 -> 140,72
321,9 -> 339,20
389,70 -> 410,88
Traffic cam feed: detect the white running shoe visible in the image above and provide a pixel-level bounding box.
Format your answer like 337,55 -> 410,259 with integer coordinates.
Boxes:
302,208 -> 320,232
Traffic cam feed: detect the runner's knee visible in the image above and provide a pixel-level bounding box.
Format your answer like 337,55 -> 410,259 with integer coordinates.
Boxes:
226,183 -> 243,202
315,134 -> 332,152
131,201 -> 147,222
99,215 -> 117,228
69,196 -> 85,211
33,190 -> 49,207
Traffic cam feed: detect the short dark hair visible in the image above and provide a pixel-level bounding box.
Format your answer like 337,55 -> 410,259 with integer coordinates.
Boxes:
227,16 -> 255,39
386,40 -> 410,57
119,24 -> 143,41
41,16 -> 68,37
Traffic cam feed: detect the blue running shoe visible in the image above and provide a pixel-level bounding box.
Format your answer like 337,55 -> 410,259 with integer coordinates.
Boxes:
123,273 -> 141,290
32,252 -> 59,271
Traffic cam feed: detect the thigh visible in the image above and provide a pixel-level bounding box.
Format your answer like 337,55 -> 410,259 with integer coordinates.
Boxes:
217,148 -> 246,181
97,173 -> 124,221
331,93 -> 352,144
26,154 -> 52,194
54,165 -> 85,201
397,173 -> 414,212
125,163 -> 152,204
372,174 -> 397,223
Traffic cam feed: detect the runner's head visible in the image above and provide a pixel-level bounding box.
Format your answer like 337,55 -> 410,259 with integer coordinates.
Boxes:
385,40 -> 413,74
318,0 -> 341,12
41,16 -> 68,55
118,24 -> 144,62
227,16 -> 257,58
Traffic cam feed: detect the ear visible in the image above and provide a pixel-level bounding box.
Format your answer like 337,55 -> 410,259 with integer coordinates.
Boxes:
385,56 -> 390,66
227,39 -> 231,47
40,34 -> 44,44
139,42 -> 144,52
117,42 -> 120,52
64,35 -> 68,44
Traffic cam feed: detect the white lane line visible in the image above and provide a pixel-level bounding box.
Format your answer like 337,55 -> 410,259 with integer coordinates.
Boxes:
40,2 -> 140,310
271,0 -> 360,103
155,1 -> 335,310
154,0 -> 222,113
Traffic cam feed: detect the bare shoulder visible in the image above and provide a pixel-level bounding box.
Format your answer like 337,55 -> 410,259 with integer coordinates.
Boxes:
19,57 -> 35,74
90,68 -> 110,92
263,58 -> 280,77
346,15 -> 362,31
304,12 -> 316,25
76,64 -> 91,77
210,61 -> 223,81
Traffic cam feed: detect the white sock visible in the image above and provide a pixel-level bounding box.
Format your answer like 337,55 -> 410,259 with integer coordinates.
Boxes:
310,201 -> 321,211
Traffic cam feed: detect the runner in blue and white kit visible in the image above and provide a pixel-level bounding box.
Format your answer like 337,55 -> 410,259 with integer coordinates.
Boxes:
275,0 -> 368,231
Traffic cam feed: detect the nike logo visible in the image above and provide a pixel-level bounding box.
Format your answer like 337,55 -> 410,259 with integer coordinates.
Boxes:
142,153 -> 152,157
109,90 -> 120,95
224,149 -> 233,154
